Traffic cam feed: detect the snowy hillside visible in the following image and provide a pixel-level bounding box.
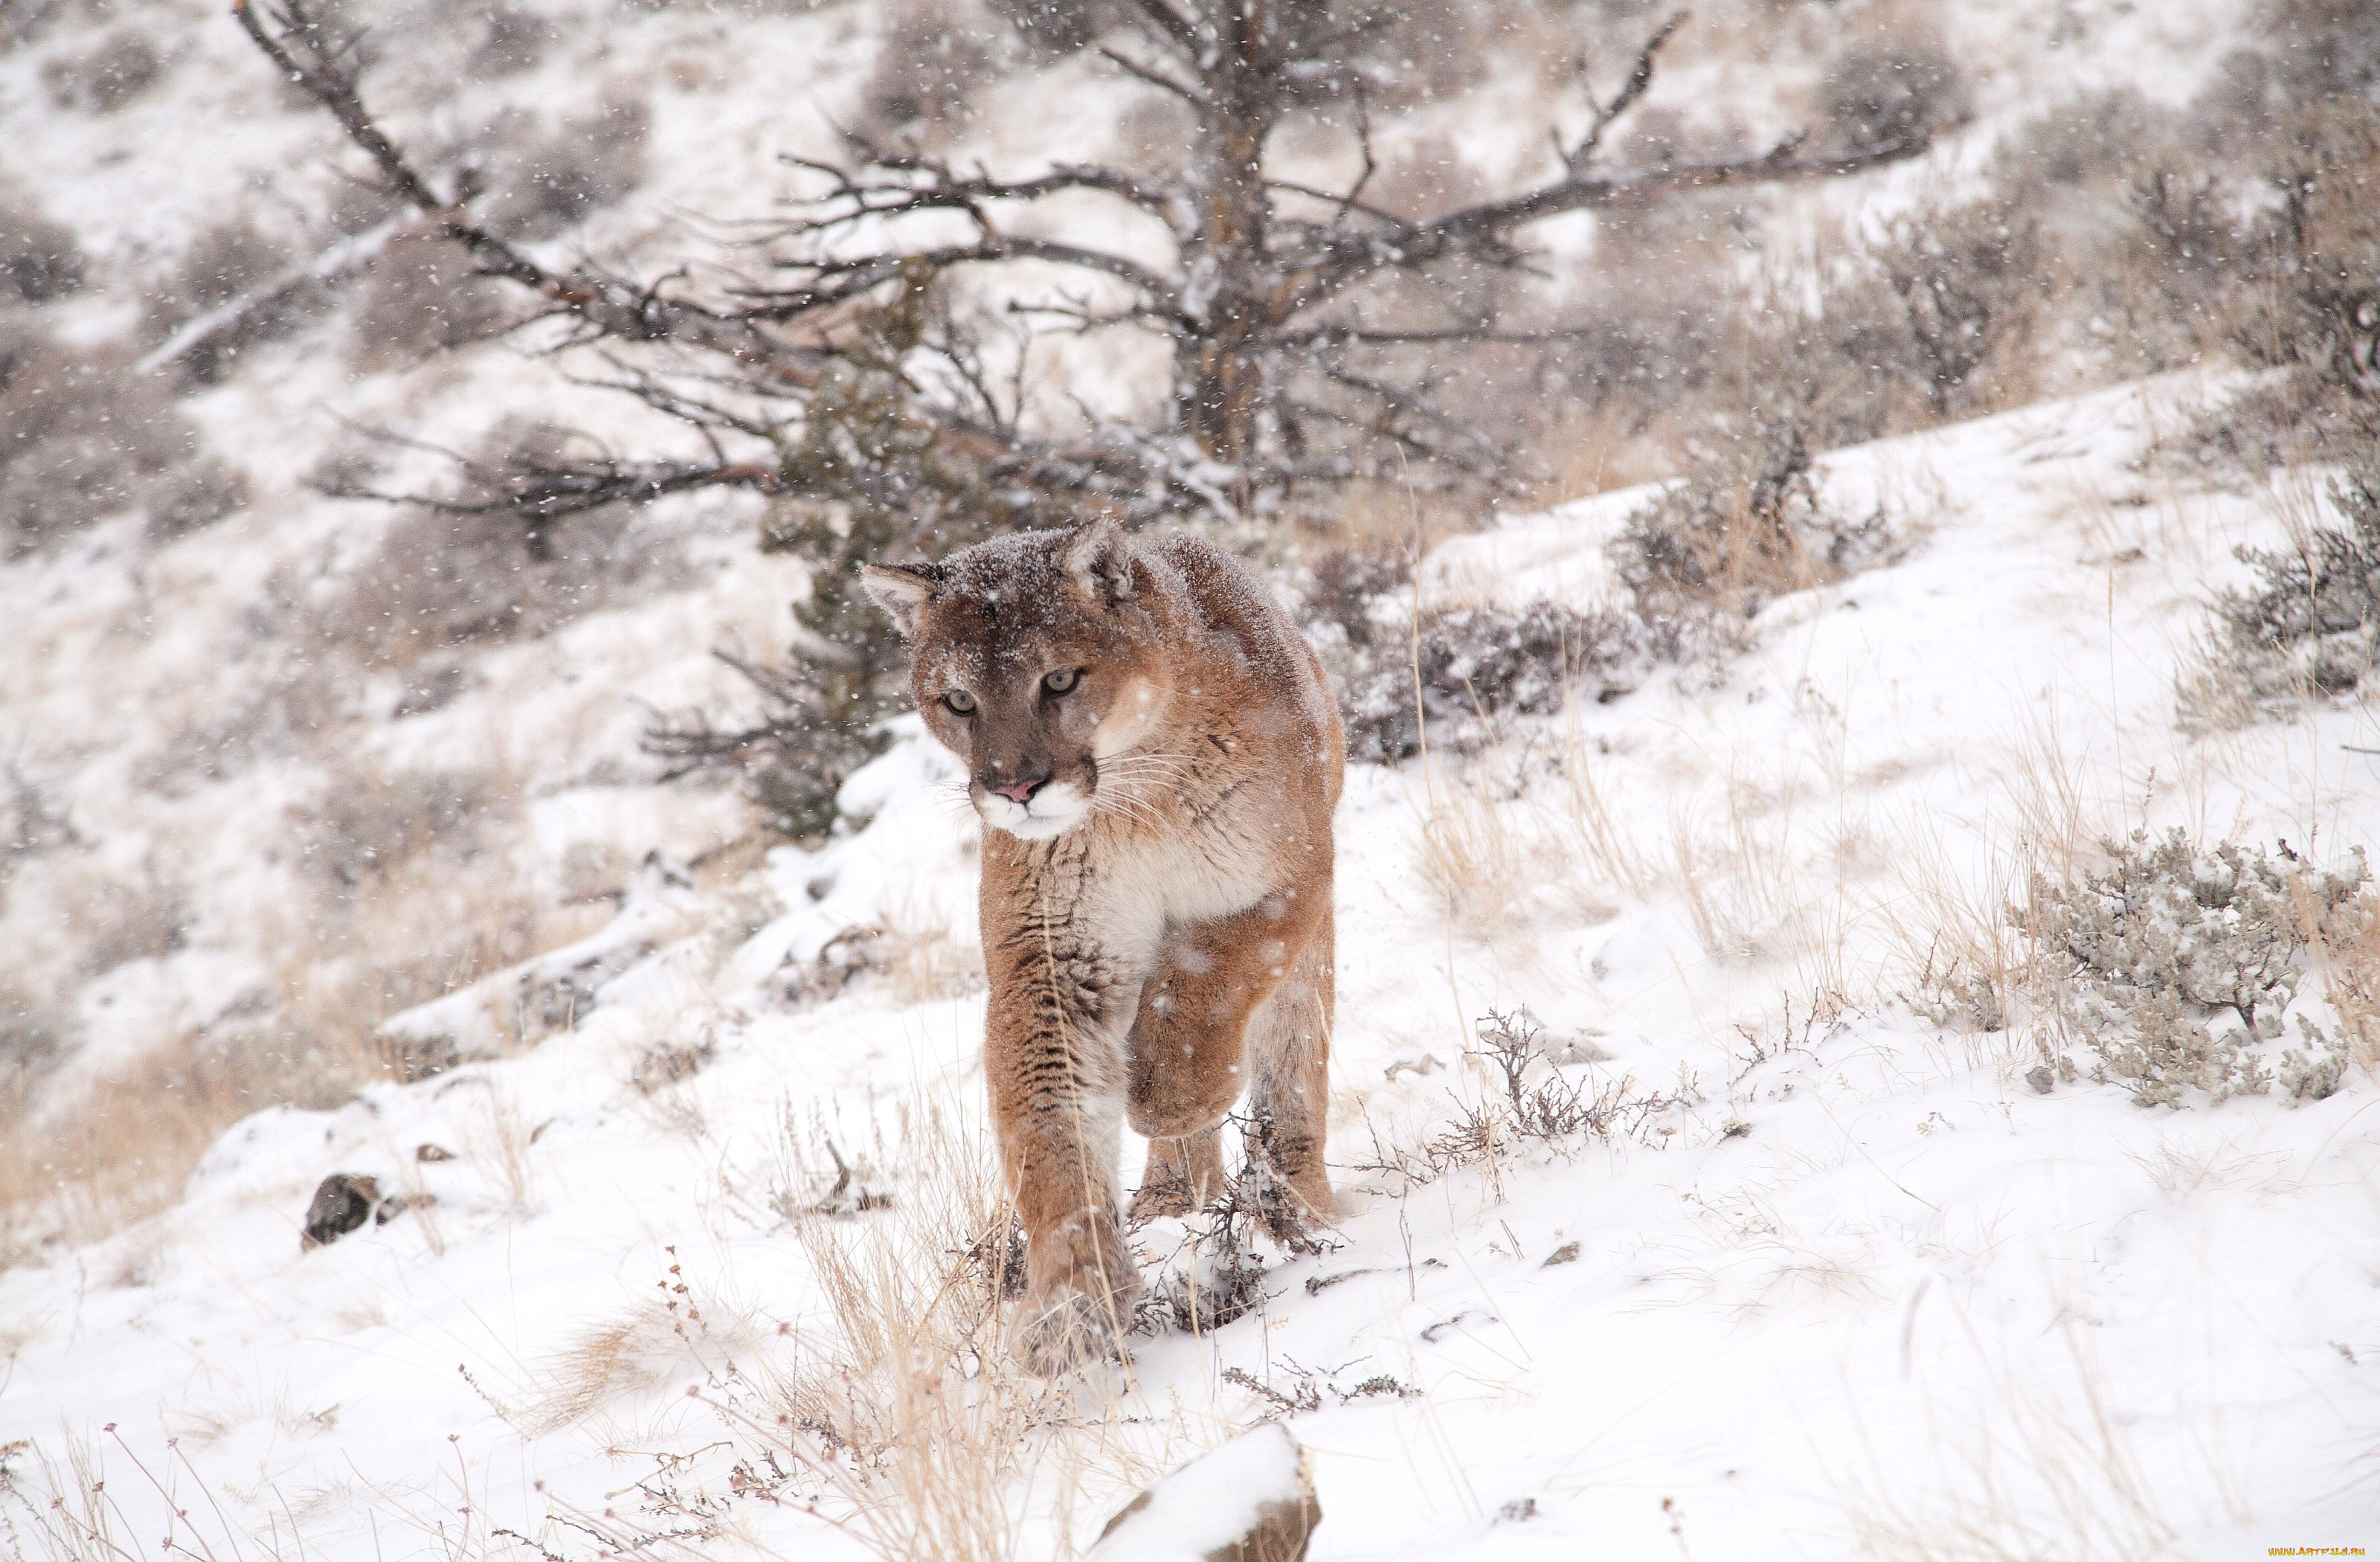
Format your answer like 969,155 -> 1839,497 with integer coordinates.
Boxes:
7,0 -> 2380,1554
7,376 -> 2379,1558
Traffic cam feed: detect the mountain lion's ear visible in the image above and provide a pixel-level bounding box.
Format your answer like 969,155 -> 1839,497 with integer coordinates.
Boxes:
1062,518 -> 1136,607
861,561 -> 941,637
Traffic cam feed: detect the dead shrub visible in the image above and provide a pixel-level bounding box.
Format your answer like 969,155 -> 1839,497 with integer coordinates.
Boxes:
753,1094 -> 1048,1561
41,26 -> 162,113
1133,1153 -> 1302,1337
834,903 -> 983,1005
2013,829 -> 2367,1107
1360,1009 -> 1701,1191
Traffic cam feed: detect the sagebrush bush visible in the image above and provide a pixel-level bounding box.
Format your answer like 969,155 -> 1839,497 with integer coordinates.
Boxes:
1610,421 -> 1896,650
856,0 -> 1009,135
347,234 -> 516,370
2170,19 -> 2380,470
1290,542 -> 1640,761
1821,36 -> 1969,157
2182,454 -> 2380,727
42,27 -> 163,113
2018,829 -> 2366,1107
0,194 -> 84,303
1829,195 -> 2048,425
319,421 -> 690,663
0,321 -> 246,550
469,3 -> 555,77
0,983 -> 68,1094
295,768 -> 494,896
477,97 -> 651,239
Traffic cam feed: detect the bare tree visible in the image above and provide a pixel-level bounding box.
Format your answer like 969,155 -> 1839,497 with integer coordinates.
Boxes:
234,0 -> 1945,827
762,3 -> 1948,510
237,0 -> 1940,527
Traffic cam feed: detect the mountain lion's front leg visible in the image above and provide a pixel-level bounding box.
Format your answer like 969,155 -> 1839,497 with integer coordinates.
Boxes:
982,910 -> 1142,1374
1125,887 -> 1330,1226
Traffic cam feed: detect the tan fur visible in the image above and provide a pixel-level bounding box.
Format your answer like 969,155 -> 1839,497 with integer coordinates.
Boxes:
863,521 -> 1343,1373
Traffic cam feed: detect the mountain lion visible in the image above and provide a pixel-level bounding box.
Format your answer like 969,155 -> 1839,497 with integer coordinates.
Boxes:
863,519 -> 1342,1372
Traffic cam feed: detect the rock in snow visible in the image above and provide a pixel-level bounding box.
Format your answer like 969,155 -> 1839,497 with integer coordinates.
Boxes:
1086,1423 -> 1319,1562
298,1172 -> 381,1250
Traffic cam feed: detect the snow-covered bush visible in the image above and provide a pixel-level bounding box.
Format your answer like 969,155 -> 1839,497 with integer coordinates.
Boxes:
1329,597 -> 1641,763
2017,829 -> 2367,1106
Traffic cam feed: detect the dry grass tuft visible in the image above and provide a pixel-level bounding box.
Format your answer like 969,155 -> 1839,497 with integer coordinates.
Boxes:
2303,878 -> 2380,1079
454,1087 -> 538,1209
0,1022 -> 391,1267
0,852 -> 600,1267
753,1093 -> 1066,1561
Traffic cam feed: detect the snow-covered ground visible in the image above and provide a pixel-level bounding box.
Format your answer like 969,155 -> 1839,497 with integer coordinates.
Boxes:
7,376 -> 2377,1559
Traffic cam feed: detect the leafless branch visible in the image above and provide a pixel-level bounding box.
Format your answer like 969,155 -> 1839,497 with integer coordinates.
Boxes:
1557,11 -> 1685,178
1310,359 -> 1507,473
1116,0 -> 1203,60
1099,42 -> 1207,106
234,0 -> 823,378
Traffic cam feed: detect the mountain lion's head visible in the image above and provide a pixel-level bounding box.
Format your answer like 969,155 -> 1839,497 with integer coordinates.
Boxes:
863,521 -> 1173,840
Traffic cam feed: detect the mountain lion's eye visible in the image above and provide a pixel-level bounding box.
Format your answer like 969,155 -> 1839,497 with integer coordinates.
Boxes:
1043,668 -> 1079,695
943,690 -> 977,715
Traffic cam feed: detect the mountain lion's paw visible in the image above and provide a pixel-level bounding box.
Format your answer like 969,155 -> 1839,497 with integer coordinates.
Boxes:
1014,1282 -> 1135,1376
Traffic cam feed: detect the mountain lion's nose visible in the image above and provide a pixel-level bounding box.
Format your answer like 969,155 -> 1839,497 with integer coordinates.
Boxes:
988,776 -> 1048,804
